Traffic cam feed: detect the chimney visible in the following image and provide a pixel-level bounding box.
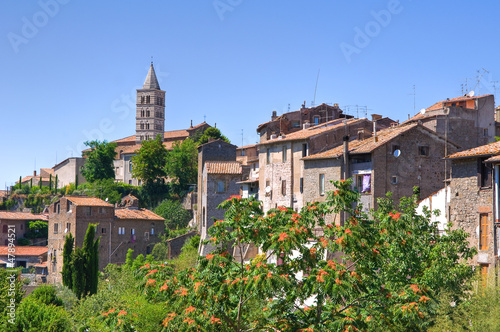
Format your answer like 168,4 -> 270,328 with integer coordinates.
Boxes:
190,120 -> 193,128
371,114 -> 382,142
33,170 -> 37,177
303,121 -> 311,130
271,110 -> 277,121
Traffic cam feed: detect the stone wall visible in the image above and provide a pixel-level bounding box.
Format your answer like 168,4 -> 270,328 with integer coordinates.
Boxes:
449,158 -> 496,267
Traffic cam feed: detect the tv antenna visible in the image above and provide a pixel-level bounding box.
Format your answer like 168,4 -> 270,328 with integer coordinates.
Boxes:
474,68 -> 489,95
313,69 -> 320,107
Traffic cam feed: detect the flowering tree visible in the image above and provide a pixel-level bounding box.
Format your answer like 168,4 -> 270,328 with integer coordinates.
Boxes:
136,180 -> 475,331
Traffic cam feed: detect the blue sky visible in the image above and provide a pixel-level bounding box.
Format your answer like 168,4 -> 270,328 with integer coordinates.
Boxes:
1,0 -> 499,188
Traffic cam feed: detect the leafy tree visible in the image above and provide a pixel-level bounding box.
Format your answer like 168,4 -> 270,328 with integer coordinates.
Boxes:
28,285 -> 63,307
24,220 -> 48,239
14,297 -> 72,332
125,248 -> 134,268
62,233 -> 74,290
137,180 -> 476,331
165,138 -> 198,196
81,140 -> 117,183
131,134 -> 168,186
154,199 -> 192,230
197,127 -> 230,145
152,242 -> 169,261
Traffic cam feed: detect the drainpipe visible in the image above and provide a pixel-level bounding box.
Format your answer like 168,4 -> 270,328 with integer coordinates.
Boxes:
290,142 -> 294,209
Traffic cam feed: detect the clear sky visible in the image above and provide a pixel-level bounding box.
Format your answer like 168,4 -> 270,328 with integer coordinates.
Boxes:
1,0 -> 499,188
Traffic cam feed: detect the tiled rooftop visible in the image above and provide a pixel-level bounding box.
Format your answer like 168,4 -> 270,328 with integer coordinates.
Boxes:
205,161 -> 242,174
0,246 -> 48,256
303,123 -> 450,160
65,196 -> 113,207
114,208 -> 164,221
0,211 -> 48,221
260,118 -> 367,145
447,140 -> 500,159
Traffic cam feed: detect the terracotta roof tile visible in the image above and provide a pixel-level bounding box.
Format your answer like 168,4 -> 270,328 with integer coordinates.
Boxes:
205,161 -> 242,174
304,123 -> 454,160
0,211 -> 48,221
484,155 -> 500,163
114,208 -> 164,221
65,196 -> 113,207
237,144 -> 258,150
0,246 -> 48,256
260,118 -> 367,145
447,140 -> 500,159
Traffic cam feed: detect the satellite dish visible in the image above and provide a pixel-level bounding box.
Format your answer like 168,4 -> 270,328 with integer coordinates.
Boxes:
64,228 -> 68,233
393,149 -> 401,158
419,109 -> 426,115
265,186 -> 272,193
105,197 -> 109,202
469,90 -> 475,97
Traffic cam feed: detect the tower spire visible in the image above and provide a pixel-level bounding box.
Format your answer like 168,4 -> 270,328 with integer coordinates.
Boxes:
143,62 -> 160,90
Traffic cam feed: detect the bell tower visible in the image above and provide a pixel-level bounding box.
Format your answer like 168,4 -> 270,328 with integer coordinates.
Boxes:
136,62 -> 165,143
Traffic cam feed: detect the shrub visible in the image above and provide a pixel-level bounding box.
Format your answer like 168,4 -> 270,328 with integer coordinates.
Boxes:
154,199 -> 192,230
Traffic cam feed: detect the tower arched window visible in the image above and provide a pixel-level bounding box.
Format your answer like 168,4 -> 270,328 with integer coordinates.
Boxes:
141,110 -> 144,117
146,110 -> 150,117
140,123 -> 144,129
141,96 -> 145,104
146,96 -> 150,104
146,123 -> 150,129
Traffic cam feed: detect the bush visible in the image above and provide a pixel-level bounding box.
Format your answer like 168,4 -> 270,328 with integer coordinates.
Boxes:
15,297 -> 72,331
151,242 -> 169,261
17,238 -> 30,246
29,285 -> 63,307
154,199 -> 192,230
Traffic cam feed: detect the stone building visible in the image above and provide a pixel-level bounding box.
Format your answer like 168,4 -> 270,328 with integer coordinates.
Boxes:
0,246 -> 47,269
405,94 -> 495,150
47,195 -> 164,284
302,122 -> 460,224
236,144 -> 259,199
446,141 -> 500,281
53,157 -> 86,188
257,118 -> 378,214
17,168 -> 54,188
256,103 -> 353,142
0,211 -> 48,246
166,230 -> 198,260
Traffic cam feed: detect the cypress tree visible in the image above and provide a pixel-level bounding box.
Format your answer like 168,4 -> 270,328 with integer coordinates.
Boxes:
30,178 -> 32,189
49,174 -> 52,191
62,233 -> 74,289
39,175 -> 42,189
82,224 -> 99,296
18,176 -> 22,189
75,174 -> 78,188
55,175 -> 58,193
71,247 -> 86,299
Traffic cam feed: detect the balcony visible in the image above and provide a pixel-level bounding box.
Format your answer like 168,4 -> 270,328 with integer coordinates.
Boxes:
351,161 -> 372,174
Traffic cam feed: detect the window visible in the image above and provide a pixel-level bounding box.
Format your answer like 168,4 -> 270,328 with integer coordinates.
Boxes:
216,180 -> 225,193
140,123 -> 144,129
292,121 -> 300,128
302,143 -> 308,157
355,174 -> 371,193
282,146 -> 287,162
300,177 -> 304,193
146,96 -> 150,104
151,228 -> 155,236
66,223 -> 71,232
202,207 -> 206,227
131,228 -> 135,235
102,227 -> 106,234
483,128 -> 488,137
266,148 -> 271,164
85,207 -> 91,216
391,175 -> 398,185
118,227 -> 125,235
141,110 -> 144,117
314,116 -> 319,125
128,180 -> 132,185
129,162 -> 133,173
54,223 -> 59,234
241,150 -> 245,156
478,158 -> 492,188
146,110 -> 150,117
141,96 -> 145,104
144,232 -> 150,240
418,146 -> 429,156
480,214 -> 488,250
99,207 -> 105,214
281,180 -> 286,196
480,264 -> 489,288
146,123 -> 150,129
55,202 -> 60,214
319,174 -> 325,196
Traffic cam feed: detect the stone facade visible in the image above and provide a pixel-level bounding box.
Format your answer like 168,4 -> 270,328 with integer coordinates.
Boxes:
53,157 -> 86,187
0,212 -> 48,246
448,158 -> 497,269
166,230 -> 198,260
47,196 -> 164,284
136,63 -> 166,143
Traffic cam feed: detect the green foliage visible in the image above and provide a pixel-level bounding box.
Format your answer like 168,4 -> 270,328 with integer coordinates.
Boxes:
71,247 -> 86,300
62,233 -> 74,289
14,297 -> 72,332
28,285 -> 63,307
76,179 -> 131,204
125,248 -> 134,268
24,220 -> 48,239
0,269 -> 24,330
154,199 -> 192,229
83,223 -> 99,296
165,138 -> 198,197
131,134 -> 168,186
132,254 -> 145,271
81,140 -> 117,183
16,238 -> 30,246
151,242 -> 169,261
197,127 -> 230,144
138,181 -> 476,331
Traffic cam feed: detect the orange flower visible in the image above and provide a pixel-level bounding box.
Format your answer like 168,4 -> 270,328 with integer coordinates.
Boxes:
319,237 -> 328,248
102,308 -> 116,316
333,190 -> 339,196
118,310 -> 127,317
145,269 -> 158,277
292,213 -> 301,219
230,195 -> 241,199
389,212 -> 401,221
303,306 -> 312,311
185,306 -> 196,314
410,284 -> 421,294
316,269 -> 329,282
210,315 -> 221,324
327,260 -> 336,270
340,179 -> 346,183
335,236 -> 344,244
278,206 -> 288,212
206,254 -> 214,260
194,282 -> 202,292
419,295 -> 430,303
326,224 -> 334,229
310,248 -> 317,254
308,205 -> 317,211
162,313 -> 177,326
145,278 -> 156,287
372,248 -> 380,255
140,263 -> 150,269
335,278 -> 342,285
267,272 -> 272,279
345,229 -> 352,235
160,283 -> 168,292
180,288 -> 188,296
278,232 -> 289,241
183,317 -> 195,325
